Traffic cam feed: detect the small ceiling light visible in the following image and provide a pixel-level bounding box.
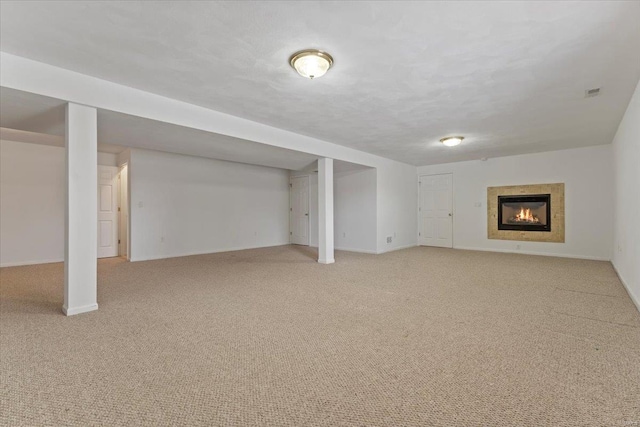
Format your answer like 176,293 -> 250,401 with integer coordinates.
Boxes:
440,136 -> 464,147
290,49 -> 334,79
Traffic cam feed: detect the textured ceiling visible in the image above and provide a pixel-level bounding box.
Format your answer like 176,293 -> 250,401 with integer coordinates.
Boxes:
0,88 -> 319,170
1,1 -> 639,165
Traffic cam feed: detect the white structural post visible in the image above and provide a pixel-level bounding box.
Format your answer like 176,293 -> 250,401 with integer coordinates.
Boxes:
318,158 -> 335,264
63,103 -> 98,316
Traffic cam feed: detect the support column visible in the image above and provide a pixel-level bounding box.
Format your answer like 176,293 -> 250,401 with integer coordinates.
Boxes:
318,158 -> 335,264
63,103 -> 98,316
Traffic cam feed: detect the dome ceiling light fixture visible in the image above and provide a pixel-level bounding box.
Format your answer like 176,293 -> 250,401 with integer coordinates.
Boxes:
289,49 -> 334,79
440,136 -> 464,147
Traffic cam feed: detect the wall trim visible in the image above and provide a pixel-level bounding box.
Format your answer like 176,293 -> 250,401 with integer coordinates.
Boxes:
0,258 -> 64,268
453,246 -> 610,261
130,242 -> 290,262
377,243 -> 418,254
612,261 -> 640,313
62,303 -> 98,316
313,244 -> 413,255
335,246 -> 378,255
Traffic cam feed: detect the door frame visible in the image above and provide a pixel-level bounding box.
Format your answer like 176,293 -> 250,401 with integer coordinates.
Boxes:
289,174 -> 310,246
97,165 -> 120,258
418,172 -> 454,248
118,163 -> 130,260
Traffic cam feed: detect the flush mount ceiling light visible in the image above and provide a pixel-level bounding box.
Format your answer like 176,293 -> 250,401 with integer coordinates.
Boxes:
289,49 -> 334,79
440,136 -> 464,147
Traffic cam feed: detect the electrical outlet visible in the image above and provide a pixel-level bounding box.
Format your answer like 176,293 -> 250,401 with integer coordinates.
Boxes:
138,201 -> 144,208
387,236 -> 393,244
474,202 -> 482,207
515,244 -> 521,250
160,236 -> 164,243
343,232 -> 346,238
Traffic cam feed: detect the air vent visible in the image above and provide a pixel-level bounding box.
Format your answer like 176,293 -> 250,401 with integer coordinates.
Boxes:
585,87 -> 601,98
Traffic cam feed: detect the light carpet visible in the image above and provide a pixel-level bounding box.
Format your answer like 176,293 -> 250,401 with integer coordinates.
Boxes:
1,246 -> 639,426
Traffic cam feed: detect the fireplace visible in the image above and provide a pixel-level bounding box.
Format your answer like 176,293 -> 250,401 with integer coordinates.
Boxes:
488,184 -> 563,242
498,194 -> 551,232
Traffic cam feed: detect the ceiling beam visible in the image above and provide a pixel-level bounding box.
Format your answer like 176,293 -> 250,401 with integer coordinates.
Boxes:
0,53 -> 413,170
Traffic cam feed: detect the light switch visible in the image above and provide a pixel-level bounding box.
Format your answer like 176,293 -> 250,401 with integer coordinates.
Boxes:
474,202 -> 482,207
138,201 -> 144,208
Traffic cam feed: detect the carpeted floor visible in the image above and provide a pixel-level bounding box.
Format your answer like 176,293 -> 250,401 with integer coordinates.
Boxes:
1,246 -> 639,426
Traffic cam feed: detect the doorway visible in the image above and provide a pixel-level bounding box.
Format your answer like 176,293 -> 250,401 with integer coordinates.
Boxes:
419,173 -> 453,248
118,164 -> 129,259
290,175 -> 310,246
97,165 -> 119,258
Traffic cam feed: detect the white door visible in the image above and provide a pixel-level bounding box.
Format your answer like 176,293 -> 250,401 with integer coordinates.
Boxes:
97,165 -> 119,258
290,176 -> 310,245
419,173 -> 453,248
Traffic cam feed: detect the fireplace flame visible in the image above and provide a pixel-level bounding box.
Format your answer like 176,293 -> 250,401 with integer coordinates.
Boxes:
514,207 -> 539,223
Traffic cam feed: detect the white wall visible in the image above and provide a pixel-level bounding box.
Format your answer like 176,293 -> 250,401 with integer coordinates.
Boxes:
291,167 -> 379,254
1,140 -> 65,266
1,53 -> 419,258
612,80 -> 640,310
377,162 -> 418,253
334,168 -> 377,253
417,145 -> 613,260
0,140 -> 118,267
292,164 -> 416,255
97,152 -> 117,167
128,148 -> 290,261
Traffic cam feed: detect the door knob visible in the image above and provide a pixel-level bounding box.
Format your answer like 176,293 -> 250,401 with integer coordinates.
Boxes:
448,213 -> 452,216
305,213 -> 309,216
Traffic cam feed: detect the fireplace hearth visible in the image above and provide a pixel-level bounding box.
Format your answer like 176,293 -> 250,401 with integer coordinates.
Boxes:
498,194 -> 551,232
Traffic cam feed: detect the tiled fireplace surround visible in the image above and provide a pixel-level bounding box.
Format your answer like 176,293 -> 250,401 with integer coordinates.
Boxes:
487,183 -> 565,243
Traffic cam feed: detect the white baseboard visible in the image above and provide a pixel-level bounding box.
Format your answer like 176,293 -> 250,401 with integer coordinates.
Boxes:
318,258 -> 335,264
377,243 -> 418,254
612,262 -> 640,313
0,258 -> 64,268
313,244 -> 418,255
308,245 -> 379,255
453,246 -> 610,261
62,303 -> 98,316
130,242 -> 290,262
335,247 -> 378,255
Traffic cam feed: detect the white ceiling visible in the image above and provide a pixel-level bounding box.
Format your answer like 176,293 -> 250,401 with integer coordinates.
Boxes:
0,87 -> 320,171
0,86 -> 65,136
0,87 -> 366,172
1,1 -> 639,165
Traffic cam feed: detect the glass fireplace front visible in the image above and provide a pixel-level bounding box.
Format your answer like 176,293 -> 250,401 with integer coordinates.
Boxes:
498,194 -> 551,232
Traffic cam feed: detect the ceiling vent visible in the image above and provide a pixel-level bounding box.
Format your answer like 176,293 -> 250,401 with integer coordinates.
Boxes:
585,88 -> 601,98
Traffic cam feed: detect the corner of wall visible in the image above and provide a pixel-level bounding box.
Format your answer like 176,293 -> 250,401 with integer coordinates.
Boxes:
611,77 -> 640,312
